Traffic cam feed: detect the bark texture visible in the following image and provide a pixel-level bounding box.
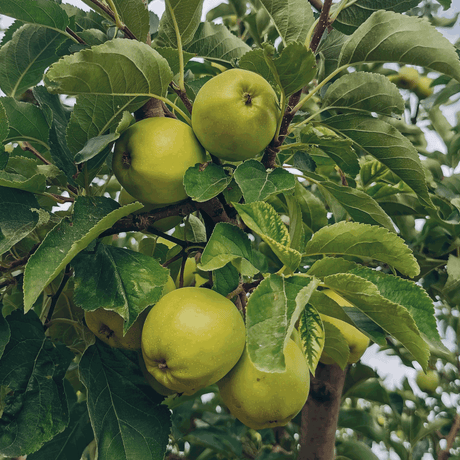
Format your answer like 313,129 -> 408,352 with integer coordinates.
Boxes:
299,363 -> 347,460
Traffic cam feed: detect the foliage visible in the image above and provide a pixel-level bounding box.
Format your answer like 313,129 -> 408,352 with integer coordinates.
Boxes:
0,0 -> 460,459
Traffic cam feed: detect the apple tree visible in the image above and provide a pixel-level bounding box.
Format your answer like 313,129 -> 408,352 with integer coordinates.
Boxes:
0,0 -> 460,459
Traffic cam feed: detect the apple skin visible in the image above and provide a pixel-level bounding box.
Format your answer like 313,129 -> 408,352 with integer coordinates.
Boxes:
416,370 -> 439,393
112,117 -> 206,205
414,76 -> 434,99
218,339 -> 310,430
191,69 -> 280,162
389,66 -> 420,90
138,352 -> 176,396
118,188 -> 182,233
319,290 -> 370,365
141,287 -> 246,395
84,276 -> 176,350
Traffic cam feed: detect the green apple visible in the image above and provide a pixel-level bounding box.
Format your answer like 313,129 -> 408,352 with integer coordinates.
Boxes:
414,76 -> 434,99
388,66 -> 420,90
138,352 -> 176,396
191,69 -> 280,162
112,117 -> 206,205
141,287 -> 246,395
118,188 -> 182,233
218,339 -> 310,430
84,276 -> 176,350
319,290 -> 370,365
416,370 -> 439,393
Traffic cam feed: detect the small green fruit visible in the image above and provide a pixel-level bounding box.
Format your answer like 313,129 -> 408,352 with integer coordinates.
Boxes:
389,66 -> 420,90
416,370 -> 439,393
218,339 -> 310,430
191,69 -> 280,162
414,76 -> 434,99
112,117 -> 206,205
175,257 -> 197,288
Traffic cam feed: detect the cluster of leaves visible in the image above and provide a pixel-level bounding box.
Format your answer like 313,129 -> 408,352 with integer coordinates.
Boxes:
0,0 -> 460,459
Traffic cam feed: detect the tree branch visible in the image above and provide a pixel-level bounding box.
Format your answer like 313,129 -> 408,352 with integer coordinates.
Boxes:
21,142 -> 52,165
89,0 -> 137,39
299,363 -> 348,460
0,243 -> 40,274
309,0 -> 333,53
438,414 -> 460,460
66,27 -> 87,44
44,265 -> 73,329
170,83 -> 194,115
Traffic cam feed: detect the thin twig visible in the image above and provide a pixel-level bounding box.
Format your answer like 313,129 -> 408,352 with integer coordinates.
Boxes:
49,193 -> 75,203
66,27 -> 87,45
44,265 -> 73,329
89,0 -> 137,39
170,83 -> 194,115
308,0 -> 323,12
21,142 -> 52,165
0,278 -> 16,289
438,414 -> 460,460
309,0 -> 333,53
0,243 -> 40,274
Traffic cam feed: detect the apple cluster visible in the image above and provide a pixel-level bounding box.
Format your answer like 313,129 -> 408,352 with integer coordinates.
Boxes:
85,69 -> 371,430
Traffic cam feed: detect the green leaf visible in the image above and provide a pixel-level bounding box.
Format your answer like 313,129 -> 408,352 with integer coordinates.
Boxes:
0,310 -> 73,457
239,42 -> 317,97
199,223 -> 259,276
27,401 -> 93,460
79,343 -> 171,460
0,25 -> 65,98
338,410 -> 386,442
317,181 -> 395,231
233,160 -> 296,203
300,124 -> 359,176
157,0 -> 204,48
0,0 -> 70,31
304,221 -> 420,277
284,193 -> 306,252
184,427 -> 242,457
338,10 -> 460,83
343,378 -> 391,405
322,72 -> 404,116
66,94 -> 146,155
74,132 -> 120,164
246,274 -> 319,372
323,273 -> 430,370
1,97 -> 50,149
184,162 -> 231,202
23,197 -> 143,312
112,0 -> 150,42
183,22 -> 251,61
212,263 -> 240,297
72,243 -> 169,333
349,266 -> 440,343
0,187 -> 40,255
298,304 -> 325,375
32,86 -> 77,183
233,201 -> 302,272
334,0 -> 421,35
336,440 -> 380,460
0,314 -> 10,360
324,114 -> 435,210
45,39 -> 173,98
156,47 -> 195,75
259,0 -> 314,46
0,166 -> 47,193
321,321 -> 350,370
295,182 -> 328,233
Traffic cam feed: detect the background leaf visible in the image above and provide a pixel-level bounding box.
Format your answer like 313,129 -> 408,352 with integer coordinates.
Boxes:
0,310 -> 73,457
112,0 -> 150,42
79,343 -> 171,460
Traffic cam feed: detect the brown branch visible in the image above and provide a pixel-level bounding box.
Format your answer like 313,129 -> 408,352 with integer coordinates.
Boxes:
0,278 -> 16,289
0,243 -> 40,274
44,265 -> 73,329
309,0 -> 333,53
134,98 -> 177,121
299,363 -> 348,460
438,414 -> 460,460
170,83 -> 194,115
66,27 -> 87,45
21,142 -> 52,165
196,197 -> 238,226
308,0 -> 323,12
89,0 -> 137,39
49,193 -> 75,203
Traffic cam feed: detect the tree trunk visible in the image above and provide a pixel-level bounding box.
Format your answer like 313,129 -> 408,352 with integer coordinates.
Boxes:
298,363 -> 348,460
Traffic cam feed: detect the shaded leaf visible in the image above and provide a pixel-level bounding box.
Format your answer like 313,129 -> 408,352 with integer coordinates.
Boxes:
298,304 -> 324,375
112,0 -> 150,42
321,321 -> 350,369
184,162 -> 231,202
0,310 -> 73,457
212,263 -> 240,297
23,197 -> 143,312
246,274 -> 319,371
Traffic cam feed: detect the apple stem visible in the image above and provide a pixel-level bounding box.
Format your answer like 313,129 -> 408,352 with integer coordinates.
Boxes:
158,362 -> 168,369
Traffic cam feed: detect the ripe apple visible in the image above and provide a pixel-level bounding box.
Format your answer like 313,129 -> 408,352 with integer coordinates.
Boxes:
218,339 -> 310,430
118,188 -> 182,233
84,276 -> 176,350
416,370 -> 439,393
141,287 -> 246,395
138,352 -> 176,396
112,117 -> 206,205
191,69 -> 280,162
319,290 -> 370,365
